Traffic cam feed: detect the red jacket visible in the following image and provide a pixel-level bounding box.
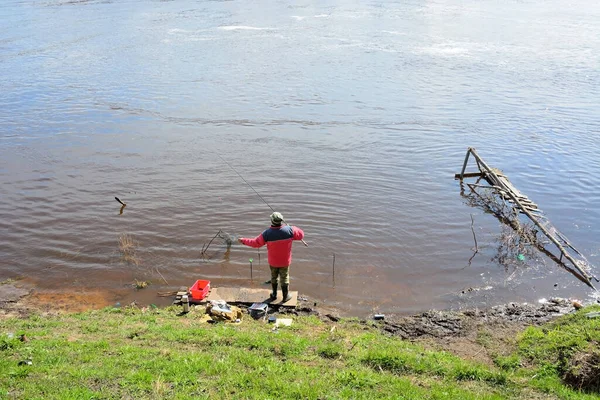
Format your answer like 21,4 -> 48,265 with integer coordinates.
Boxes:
240,225 -> 304,267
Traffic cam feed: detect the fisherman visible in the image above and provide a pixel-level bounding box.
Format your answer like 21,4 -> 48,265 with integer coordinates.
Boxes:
238,212 -> 304,302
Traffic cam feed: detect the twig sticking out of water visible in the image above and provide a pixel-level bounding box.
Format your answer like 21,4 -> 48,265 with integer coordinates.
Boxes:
155,267 -> 169,285
465,214 -> 479,268
115,197 -> 127,215
470,214 -> 478,252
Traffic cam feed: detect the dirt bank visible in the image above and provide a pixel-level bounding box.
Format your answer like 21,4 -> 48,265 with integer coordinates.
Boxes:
0,281 -> 592,367
1,281 -> 585,329
286,296 -> 592,367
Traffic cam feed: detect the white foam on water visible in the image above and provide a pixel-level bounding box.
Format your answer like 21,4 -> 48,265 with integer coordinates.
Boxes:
218,26 -> 275,31
186,37 -> 215,42
363,44 -> 397,53
417,45 -> 470,56
168,28 -> 191,35
291,16 -> 305,21
166,28 -> 216,43
382,30 -> 406,36
313,14 -> 329,18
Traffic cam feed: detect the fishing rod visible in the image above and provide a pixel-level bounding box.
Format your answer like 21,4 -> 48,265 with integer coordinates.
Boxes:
217,154 -> 308,247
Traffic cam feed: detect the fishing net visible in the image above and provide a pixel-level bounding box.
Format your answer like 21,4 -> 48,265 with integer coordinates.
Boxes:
200,229 -> 239,258
218,231 -> 238,247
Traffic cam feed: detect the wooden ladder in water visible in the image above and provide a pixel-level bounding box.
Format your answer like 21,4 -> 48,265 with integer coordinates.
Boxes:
456,147 -> 597,289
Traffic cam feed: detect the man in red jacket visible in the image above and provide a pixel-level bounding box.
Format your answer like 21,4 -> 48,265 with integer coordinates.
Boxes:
238,212 -> 305,302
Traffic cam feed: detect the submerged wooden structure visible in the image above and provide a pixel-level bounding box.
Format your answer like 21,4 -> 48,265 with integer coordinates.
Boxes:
456,147 -> 597,289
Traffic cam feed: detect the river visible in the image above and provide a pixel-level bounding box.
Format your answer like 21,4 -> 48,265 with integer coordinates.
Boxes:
1,0 -> 599,315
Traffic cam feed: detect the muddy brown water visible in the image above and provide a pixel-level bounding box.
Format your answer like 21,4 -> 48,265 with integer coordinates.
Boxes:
1,0 -> 599,316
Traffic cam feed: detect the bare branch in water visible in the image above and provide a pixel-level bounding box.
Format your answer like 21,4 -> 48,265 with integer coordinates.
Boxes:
470,214 -> 478,252
465,214 -> 479,269
155,267 -> 169,285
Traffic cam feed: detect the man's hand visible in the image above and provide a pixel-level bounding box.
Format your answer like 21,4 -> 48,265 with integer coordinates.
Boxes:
237,238 -> 243,244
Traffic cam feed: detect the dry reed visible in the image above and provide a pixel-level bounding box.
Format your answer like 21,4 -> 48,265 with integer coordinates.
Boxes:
119,234 -> 140,266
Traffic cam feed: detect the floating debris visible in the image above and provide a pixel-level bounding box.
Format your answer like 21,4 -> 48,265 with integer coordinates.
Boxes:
133,280 -> 150,290
461,286 -> 494,295
115,197 -> 126,215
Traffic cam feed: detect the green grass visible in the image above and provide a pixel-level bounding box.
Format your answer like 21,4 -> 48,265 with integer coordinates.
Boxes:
0,305 -> 599,399
515,304 -> 600,397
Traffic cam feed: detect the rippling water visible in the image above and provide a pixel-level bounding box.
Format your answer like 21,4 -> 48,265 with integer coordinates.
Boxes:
1,0 -> 599,315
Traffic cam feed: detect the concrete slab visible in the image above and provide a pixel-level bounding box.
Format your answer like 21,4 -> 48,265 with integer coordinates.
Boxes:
201,287 -> 298,307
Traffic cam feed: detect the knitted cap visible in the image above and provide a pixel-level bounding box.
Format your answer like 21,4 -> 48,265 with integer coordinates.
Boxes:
270,212 -> 284,225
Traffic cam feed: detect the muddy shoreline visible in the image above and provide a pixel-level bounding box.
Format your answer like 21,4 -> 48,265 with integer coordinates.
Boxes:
289,296 -> 594,367
2,281 -> 596,368
1,281 -> 592,343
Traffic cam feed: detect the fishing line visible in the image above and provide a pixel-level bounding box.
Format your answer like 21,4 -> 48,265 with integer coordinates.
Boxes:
216,153 -> 308,247
216,154 -> 276,213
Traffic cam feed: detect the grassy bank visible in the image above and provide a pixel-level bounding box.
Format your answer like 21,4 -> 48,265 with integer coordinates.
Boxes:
1,304 -> 599,399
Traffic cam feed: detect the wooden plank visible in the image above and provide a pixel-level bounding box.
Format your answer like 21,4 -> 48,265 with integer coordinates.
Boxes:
509,199 -> 538,209
454,172 -> 483,179
200,287 -> 298,307
497,175 -> 527,199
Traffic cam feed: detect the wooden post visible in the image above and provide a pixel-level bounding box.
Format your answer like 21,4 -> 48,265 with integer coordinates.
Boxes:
459,147 -> 473,180
332,253 -> 336,287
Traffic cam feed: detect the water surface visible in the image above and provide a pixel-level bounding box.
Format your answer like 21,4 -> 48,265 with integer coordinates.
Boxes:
1,0 -> 599,315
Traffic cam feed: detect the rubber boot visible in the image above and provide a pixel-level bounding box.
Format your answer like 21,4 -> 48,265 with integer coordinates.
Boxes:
270,283 -> 278,301
282,284 -> 292,303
